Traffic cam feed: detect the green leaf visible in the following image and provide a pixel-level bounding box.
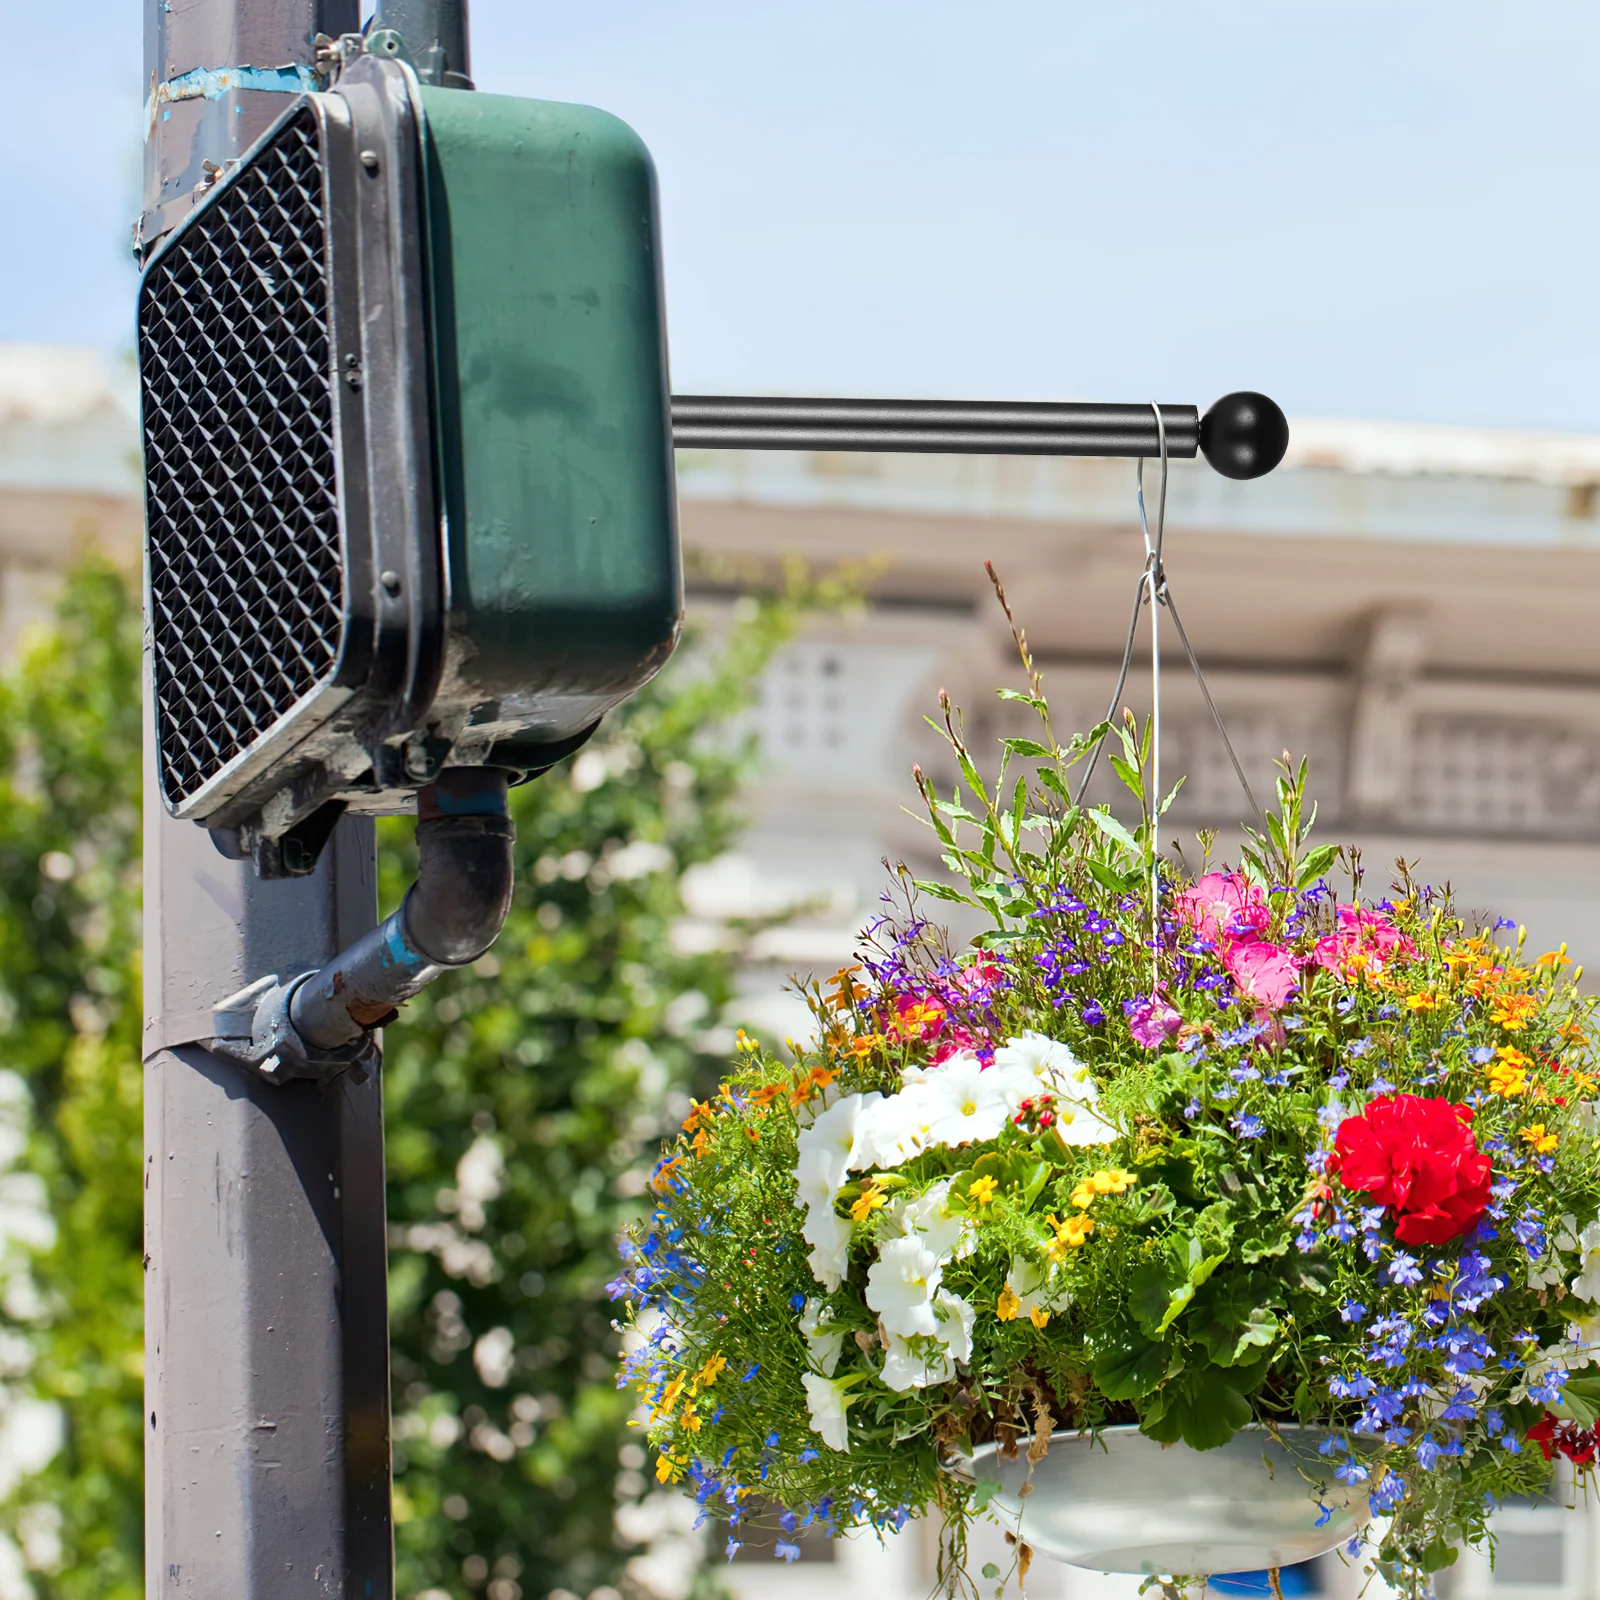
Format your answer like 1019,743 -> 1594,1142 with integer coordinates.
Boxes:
1294,844 -> 1339,889
1558,1372 -> 1600,1428
995,688 -> 1047,710
972,1483 -> 999,1517
1021,1161 -> 1051,1209
1108,753 -> 1145,803
1086,859 -> 1133,895
1091,1336 -> 1170,1400
910,878 -> 984,907
1001,737 -> 1052,759
1129,1262 -> 1188,1336
981,1562 -> 1000,1579
1086,807 -> 1139,854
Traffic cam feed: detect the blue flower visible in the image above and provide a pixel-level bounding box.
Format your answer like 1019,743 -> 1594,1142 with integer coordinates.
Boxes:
1341,1300 -> 1368,1323
1183,1098 -> 1201,1119
1441,1387 -> 1478,1421
1082,999 -> 1105,1027
1315,1503 -> 1333,1528
1330,1374 -> 1376,1399
1386,1253 -> 1423,1286
1502,1434 -> 1523,1455
1369,1474 -> 1406,1513
1416,1434 -> 1442,1470
1335,1461 -> 1369,1484
1232,1113 -> 1265,1139
1528,1370 -> 1567,1405
766,1431 -> 780,1448
789,1293 -> 806,1312
742,1364 -> 760,1382
775,1540 -> 801,1563
797,1447 -> 820,1464
726,1539 -> 743,1562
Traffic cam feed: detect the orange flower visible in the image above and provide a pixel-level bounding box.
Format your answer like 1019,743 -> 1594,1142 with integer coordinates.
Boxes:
682,1099 -> 715,1133
650,1156 -> 684,1195
750,1084 -> 784,1111
1520,1123 -> 1559,1155
1491,993 -> 1539,1031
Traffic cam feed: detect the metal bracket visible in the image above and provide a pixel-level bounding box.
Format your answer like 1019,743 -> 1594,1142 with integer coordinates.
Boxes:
209,973 -> 379,1086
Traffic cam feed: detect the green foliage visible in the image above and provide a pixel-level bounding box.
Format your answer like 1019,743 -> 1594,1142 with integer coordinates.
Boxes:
382,579 -> 847,1600
0,563 -> 144,1599
0,556 -> 849,1600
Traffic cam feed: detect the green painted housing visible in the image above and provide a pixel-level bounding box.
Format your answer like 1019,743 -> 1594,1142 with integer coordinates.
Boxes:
418,85 -> 681,759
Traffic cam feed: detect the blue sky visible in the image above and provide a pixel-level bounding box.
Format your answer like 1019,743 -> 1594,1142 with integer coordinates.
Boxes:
6,1 -> 1600,430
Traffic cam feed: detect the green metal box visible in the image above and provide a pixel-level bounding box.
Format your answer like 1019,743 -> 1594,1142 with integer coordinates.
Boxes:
419,85 -> 682,765
138,53 -> 680,872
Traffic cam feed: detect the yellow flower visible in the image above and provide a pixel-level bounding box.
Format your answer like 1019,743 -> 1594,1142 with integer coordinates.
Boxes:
1403,991 -> 1443,1012
1046,1211 -> 1095,1260
850,1186 -> 887,1222
968,1175 -> 999,1206
1070,1181 -> 1097,1210
658,1375 -> 684,1417
1487,1063 -> 1528,1098
697,1352 -> 727,1389
996,1286 -> 1021,1322
656,1453 -> 684,1484
1537,945 -> 1571,970
1090,1168 -> 1137,1195
681,1406 -> 702,1434
1029,1306 -> 1051,1330
1520,1123 -> 1559,1155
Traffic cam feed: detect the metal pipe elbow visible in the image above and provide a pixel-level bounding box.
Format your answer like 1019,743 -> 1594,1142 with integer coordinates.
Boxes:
288,767 -> 516,1052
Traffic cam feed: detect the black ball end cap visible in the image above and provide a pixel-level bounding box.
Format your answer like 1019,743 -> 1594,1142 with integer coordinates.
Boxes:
1199,391 -> 1290,481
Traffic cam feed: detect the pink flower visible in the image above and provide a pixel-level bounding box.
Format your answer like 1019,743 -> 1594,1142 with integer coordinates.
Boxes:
1174,872 -> 1270,947
1125,994 -> 1183,1048
1312,905 -> 1417,977
1222,939 -> 1300,1011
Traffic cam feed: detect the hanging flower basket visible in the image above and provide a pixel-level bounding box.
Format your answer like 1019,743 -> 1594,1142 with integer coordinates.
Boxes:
613,587 -> 1600,1595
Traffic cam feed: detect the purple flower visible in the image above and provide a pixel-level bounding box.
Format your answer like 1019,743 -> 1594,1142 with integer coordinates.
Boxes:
1125,994 -> 1182,1048
1081,999 -> 1105,1028
726,1539 -> 743,1561
1416,1433 -> 1442,1471
1330,1374 -> 1376,1399
775,1540 -> 801,1563
1232,1114 -> 1266,1140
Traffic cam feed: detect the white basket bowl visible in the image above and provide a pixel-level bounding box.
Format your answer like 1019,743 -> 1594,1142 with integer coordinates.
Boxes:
958,1424 -> 1370,1575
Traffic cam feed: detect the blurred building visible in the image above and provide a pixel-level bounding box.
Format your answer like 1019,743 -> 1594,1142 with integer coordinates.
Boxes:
5,342 -> 1599,1600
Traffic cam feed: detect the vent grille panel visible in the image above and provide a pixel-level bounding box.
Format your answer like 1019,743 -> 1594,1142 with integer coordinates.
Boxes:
140,105 -> 345,810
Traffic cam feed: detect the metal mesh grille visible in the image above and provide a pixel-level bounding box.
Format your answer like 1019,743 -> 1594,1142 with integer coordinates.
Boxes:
140,104 -> 346,810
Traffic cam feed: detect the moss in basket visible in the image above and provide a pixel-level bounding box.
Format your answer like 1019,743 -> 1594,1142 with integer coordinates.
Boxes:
611,582 -> 1600,1599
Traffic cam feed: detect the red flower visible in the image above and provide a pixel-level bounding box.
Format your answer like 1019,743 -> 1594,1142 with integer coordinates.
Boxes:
1328,1093 -> 1492,1246
1528,1413 -> 1599,1466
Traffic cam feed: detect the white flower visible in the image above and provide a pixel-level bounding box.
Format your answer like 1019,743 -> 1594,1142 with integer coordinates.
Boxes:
801,1206 -> 852,1292
865,1234 -> 945,1339
917,1055 -> 1014,1148
801,1372 -> 858,1451
993,1030 -> 1089,1091
886,1179 -> 974,1263
879,1291 -> 974,1391
795,1092 -> 882,1288
796,1092 -> 882,1209
1571,1221 -> 1600,1304
799,1298 -> 846,1376
854,1079 -> 945,1170
1005,1254 -> 1073,1319
994,1031 -> 1119,1145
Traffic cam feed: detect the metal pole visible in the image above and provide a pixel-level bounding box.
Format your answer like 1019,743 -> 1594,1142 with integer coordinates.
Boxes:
371,0 -> 473,87
141,2 -> 394,1597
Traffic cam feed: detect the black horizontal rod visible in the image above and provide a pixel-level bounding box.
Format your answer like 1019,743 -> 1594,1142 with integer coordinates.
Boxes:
670,396 -> 1200,459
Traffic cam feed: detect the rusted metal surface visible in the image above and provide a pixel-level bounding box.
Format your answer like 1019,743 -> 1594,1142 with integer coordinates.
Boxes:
138,0 -> 358,254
